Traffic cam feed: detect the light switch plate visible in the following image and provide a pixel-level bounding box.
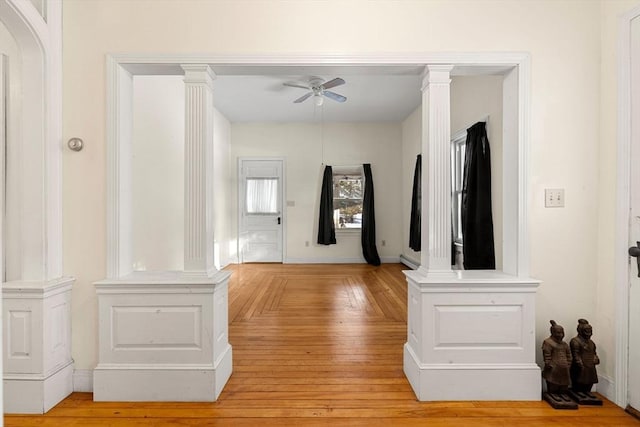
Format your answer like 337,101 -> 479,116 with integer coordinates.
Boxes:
545,189 -> 565,208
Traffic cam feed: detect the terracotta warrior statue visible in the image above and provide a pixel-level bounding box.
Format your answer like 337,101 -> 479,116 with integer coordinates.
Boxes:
542,320 -> 577,409
569,319 -> 602,405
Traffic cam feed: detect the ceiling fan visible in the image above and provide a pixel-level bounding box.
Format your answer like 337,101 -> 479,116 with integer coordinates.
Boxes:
283,77 -> 347,106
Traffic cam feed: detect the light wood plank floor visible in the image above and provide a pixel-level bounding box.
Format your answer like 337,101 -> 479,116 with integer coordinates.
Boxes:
5,263 -> 639,426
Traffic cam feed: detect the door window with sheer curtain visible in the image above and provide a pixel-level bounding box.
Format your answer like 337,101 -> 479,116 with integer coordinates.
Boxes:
246,178 -> 279,214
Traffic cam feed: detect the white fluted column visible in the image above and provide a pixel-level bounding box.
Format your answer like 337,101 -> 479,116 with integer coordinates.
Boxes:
419,65 -> 454,275
182,65 -> 215,275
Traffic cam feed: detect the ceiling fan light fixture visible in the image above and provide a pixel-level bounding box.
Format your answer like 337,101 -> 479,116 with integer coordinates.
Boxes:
284,77 -> 346,106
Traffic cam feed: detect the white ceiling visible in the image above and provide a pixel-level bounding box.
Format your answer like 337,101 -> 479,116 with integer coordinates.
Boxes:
126,63 -> 512,123
210,65 -> 425,123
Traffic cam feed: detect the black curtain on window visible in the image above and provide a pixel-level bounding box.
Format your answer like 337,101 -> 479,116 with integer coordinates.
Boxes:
409,154 -> 421,251
362,164 -> 381,266
317,165 -> 336,245
462,122 -> 495,269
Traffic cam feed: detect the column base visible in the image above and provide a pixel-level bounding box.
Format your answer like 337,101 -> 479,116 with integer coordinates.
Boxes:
93,344 -> 232,402
4,362 -> 74,414
404,344 -> 541,400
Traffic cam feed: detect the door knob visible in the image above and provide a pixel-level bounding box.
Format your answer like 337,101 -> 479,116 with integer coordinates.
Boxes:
629,241 -> 640,277
277,217 -> 281,225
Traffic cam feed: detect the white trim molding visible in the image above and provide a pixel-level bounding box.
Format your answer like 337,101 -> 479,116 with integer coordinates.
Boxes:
0,0 -> 73,414
106,52 -> 531,279
615,3 -> 640,409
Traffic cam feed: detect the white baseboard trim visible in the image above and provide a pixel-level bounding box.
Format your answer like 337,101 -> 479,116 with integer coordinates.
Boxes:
285,256 -> 400,264
73,369 -> 94,392
399,254 -> 420,270
596,373 -> 615,402
4,362 -> 74,414
93,345 -> 232,402
404,343 -> 541,401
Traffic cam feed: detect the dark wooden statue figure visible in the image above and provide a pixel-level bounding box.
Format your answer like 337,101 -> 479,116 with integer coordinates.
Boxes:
542,320 -> 578,409
569,319 -> 603,405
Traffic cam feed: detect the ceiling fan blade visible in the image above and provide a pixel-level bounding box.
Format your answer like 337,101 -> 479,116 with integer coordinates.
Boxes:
321,78 -> 345,90
323,90 -> 347,103
283,82 -> 311,90
293,92 -> 313,103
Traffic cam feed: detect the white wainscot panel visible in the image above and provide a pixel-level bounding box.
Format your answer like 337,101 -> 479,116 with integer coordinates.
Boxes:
112,306 -> 202,350
4,278 -> 75,413
8,310 -> 32,359
403,270 -> 541,401
434,304 -> 523,348
94,271 -> 232,402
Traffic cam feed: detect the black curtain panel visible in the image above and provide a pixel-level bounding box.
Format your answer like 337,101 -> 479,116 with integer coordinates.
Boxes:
362,164 -> 381,266
317,165 -> 336,245
409,154 -> 421,251
462,122 -> 495,269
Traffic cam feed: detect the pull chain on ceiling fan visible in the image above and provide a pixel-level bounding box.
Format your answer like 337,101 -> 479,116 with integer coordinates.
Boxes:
283,77 -> 347,106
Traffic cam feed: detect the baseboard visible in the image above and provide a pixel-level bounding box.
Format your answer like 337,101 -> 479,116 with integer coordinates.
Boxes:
399,254 -> 420,270
73,369 -> 93,392
596,373 -> 615,402
93,345 -> 232,402
4,362 -> 74,414
404,343 -> 541,401
285,256 -> 400,264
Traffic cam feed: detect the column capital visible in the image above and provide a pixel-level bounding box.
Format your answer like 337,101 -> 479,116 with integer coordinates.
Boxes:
181,64 -> 216,86
421,65 -> 453,90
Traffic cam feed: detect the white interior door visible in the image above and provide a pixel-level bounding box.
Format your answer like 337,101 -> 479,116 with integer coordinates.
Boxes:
628,14 -> 640,413
239,159 -> 284,263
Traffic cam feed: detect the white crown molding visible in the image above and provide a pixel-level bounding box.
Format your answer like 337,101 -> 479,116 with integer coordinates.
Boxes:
108,52 -> 531,67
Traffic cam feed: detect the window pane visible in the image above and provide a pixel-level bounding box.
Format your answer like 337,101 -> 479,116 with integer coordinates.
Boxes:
334,177 -> 363,199
246,178 -> 278,214
333,198 -> 363,229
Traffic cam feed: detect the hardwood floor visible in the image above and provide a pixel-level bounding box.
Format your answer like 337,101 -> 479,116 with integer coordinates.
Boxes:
5,263 -> 639,426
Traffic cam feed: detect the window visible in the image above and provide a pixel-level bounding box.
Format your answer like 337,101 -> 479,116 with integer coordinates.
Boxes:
451,133 -> 466,245
332,167 -> 363,230
246,178 -> 279,214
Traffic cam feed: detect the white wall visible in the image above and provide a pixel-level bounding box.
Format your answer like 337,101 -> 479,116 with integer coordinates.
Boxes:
131,75 -> 185,271
231,122 -> 403,263
450,75 -> 503,271
213,107 -> 233,268
401,107 -> 421,265
63,0 -> 611,379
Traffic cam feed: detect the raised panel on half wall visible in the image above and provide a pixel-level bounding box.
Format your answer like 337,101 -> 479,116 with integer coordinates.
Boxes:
112,306 -> 203,350
433,304 -> 523,348
407,284 -> 422,359
7,310 -> 32,359
422,291 -> 535,365
212,288 -> 229,362
44,297 -> 72,373
4,305 -> 40,373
